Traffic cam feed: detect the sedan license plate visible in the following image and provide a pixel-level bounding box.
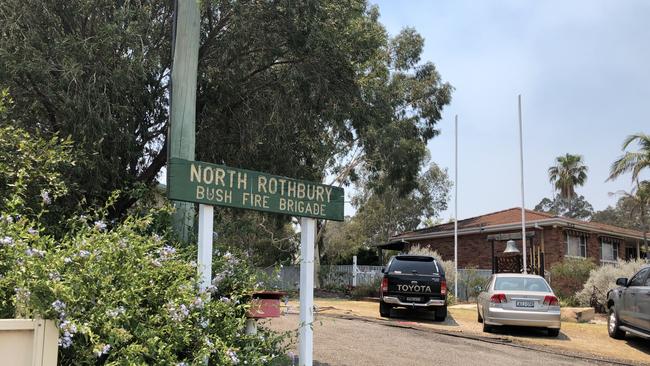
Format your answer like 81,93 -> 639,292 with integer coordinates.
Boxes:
406,297 -> 421,302
516,300 -> 534,308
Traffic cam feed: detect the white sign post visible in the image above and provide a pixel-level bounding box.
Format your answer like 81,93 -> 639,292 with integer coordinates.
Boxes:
352,255 -> 357,288
299,217 -> 316,366
197,204 -> 214,291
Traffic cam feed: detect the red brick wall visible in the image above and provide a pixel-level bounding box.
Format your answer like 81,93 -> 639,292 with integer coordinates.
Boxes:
543,228 -> 565,267
406,229 -> 546,269
404,227 -> 606,271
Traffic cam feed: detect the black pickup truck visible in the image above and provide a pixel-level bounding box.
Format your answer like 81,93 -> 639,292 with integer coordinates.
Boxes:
606,265 -> 650,339
379,255 -> 447,321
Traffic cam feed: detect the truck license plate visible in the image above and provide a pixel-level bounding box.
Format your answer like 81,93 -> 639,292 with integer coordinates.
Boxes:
406,297 -> 421,302
516,300 -> 534,308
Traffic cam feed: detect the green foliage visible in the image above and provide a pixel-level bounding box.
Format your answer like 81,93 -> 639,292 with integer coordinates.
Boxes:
0,208 -> 290,365
594,181 -> 650,258
534,194 -> 594,219
549,258 -> 597,303
608,133 -> 650,182
322,162 -> 450,266
407,245 -> 456,295
458,267 -> 489,301
0,96 -> 75,233
212,210 -> 298,267
548,153 -> 588,200
350,277 -> 381,299
0,0 -> 452,221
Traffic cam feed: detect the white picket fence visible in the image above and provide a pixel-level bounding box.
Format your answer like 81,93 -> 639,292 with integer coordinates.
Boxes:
264,265 -> 493,301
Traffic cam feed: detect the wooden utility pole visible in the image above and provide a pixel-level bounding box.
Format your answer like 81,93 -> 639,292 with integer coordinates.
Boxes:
169,0 -> 200,242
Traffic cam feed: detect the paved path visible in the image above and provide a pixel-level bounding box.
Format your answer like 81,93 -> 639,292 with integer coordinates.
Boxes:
269,314 -> 622,366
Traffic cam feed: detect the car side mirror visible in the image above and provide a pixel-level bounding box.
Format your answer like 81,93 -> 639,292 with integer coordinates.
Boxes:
616,277 -> 628,287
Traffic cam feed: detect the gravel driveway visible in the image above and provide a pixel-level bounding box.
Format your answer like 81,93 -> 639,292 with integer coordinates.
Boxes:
268,313 -> 625,366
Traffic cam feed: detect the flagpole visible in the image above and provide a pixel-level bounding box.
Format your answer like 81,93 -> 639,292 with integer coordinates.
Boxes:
518,95 -> 527,274
454,115 -> 458,296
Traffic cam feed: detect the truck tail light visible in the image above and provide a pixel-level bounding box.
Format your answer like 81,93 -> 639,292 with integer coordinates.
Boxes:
440,279 -> 447,296
543,295 -> 559,306
381,278 -> 389,293
490,293 -> 507,304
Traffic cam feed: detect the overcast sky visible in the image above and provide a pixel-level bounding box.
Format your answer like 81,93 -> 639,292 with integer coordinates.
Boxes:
370,0 -> 650,221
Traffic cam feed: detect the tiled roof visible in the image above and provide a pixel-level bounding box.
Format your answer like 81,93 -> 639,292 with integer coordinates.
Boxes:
394,207 -> 645,240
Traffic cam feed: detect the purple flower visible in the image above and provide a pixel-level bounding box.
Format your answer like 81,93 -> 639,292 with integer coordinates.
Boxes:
106,306 -> 125,318
166,303 -> 190,322
78,250 -> 90,258
27,227 -> 38,235
226,349 -> 240,364
94,344 -> 111,357
14,287 -> 30,303
41,190 -> 51,205
52,300 -> 66,312
48,272 -> 61,281
57,320 -> 77,348
25,248 -> 45,257
191,296 -> 204,310
93,220 -> 106,231
0,236 -> 13,246
52,299 -> 66,319
159,245 -> 176,260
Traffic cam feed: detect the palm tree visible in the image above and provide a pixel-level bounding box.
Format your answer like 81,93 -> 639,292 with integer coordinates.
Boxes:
608,133 -> 650,182
548,154 -> 588,200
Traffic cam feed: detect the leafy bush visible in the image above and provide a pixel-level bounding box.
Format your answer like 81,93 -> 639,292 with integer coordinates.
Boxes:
0,208 -> 290,365
350,277 -> 381,298
549,258 -> 597,304
407,245 -> 456,295
0,94 -> 75,235
576,259 -> 646,311
458,267 -> 489,301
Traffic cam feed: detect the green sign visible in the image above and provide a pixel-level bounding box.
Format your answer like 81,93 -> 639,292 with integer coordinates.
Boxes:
167,158 -> 344,221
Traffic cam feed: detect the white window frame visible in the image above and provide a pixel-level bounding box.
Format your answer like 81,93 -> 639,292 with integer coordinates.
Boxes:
565,233 -> 587,259
600,238 -> 619,263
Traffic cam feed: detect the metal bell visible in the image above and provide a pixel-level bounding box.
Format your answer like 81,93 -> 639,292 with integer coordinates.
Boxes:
504,239 -> 520,254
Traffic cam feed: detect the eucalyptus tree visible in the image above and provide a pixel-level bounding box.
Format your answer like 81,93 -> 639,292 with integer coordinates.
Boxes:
609,181 -> 650,262
0,0 -> 452,234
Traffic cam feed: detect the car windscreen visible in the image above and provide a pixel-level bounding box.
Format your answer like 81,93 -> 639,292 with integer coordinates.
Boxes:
493,277 -> 551,292
388,258 -> 438,275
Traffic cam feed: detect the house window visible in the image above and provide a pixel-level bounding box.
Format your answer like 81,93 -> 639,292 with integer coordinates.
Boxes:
566,233 -> 587,258
600,238 -> 619,263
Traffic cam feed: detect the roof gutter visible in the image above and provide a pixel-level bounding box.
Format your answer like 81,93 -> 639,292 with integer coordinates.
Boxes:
393,218 -> 645,241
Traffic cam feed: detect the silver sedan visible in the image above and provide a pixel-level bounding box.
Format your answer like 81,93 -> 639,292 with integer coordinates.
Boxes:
477,273 -> 561,337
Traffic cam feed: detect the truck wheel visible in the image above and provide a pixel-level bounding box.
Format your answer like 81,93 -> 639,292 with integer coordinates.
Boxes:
434,305 -> 447,321
379,301 -> 392,318
608,307 -> 625,339
547,328 -> 560,337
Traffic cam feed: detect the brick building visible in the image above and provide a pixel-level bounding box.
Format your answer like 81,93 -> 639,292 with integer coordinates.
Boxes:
385,207 -> 647,272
